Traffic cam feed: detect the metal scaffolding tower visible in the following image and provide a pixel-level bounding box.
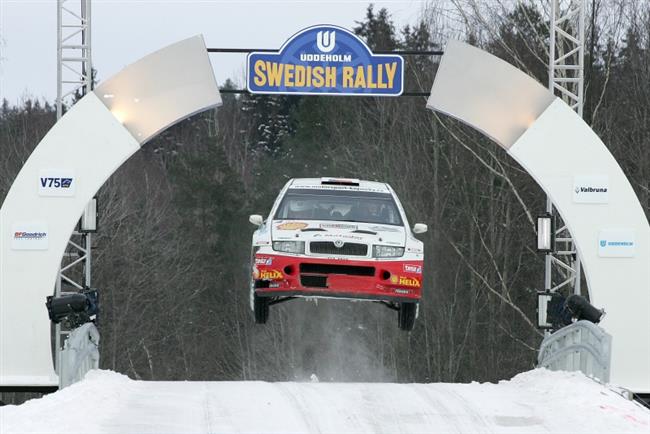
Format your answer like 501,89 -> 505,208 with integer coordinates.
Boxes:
545,0 -> 586,296
56,0 -> 92,118
55,0 -> 94,381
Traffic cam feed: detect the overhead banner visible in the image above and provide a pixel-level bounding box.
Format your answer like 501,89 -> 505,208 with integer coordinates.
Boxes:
247,25 -> 404,96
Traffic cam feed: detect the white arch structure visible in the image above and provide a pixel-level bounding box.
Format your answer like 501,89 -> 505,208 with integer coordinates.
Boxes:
0,35 -> 221,387
0,38 -> 647,392
427,40 -> 650,392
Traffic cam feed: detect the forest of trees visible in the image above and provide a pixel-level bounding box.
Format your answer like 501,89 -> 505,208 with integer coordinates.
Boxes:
1,0 -> 649,388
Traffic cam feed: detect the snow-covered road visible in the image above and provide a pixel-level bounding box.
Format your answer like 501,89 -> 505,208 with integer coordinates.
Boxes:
2,369 -> 648,433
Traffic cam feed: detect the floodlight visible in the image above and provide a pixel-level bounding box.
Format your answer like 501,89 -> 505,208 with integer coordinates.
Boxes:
566,294 -> 605,324
537,291 -> 574,330
46,289 -> 99,328
536,213 -> 555,253
80,196 -> 97,232
536,292 -> 553,329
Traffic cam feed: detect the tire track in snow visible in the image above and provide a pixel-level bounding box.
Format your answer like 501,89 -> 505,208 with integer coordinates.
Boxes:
275,383 -> 322,434
411,384 -> 464,434
443,385 -> 495,434
203,383 -> 216,434
393,383 -> 452,433
359,383 -> 401,434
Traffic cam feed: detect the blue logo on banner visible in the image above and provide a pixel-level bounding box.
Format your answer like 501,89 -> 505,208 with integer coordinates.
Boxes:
247,25 -> 404,96
40,177 -> 73,188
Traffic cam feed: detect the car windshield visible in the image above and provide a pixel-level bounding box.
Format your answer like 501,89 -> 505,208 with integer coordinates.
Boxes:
274,188 -> 403,226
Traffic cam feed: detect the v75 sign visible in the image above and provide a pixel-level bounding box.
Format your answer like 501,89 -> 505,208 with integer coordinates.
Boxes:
38,169 -> 76,197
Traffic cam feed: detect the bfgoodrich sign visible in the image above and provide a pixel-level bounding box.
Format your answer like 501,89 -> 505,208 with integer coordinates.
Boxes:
247,25 -> 404,96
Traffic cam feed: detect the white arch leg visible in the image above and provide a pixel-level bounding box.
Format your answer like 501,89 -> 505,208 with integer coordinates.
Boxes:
0,35 -> 221,387
428,40 -> 650,392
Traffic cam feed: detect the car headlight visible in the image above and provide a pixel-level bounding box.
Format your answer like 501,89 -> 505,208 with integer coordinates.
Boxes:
272,241 -> 305,254
373,245 -> 405,258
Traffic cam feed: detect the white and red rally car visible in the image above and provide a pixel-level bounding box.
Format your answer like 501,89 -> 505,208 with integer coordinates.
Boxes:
248,178 -> 427,331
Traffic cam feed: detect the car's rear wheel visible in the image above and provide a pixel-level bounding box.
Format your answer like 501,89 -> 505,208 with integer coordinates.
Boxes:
253,292 -> 269,324
398,302 -> 417,331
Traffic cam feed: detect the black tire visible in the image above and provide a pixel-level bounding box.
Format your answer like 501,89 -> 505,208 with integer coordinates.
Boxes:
253,292 -> 269,324
398,302 -> 417,331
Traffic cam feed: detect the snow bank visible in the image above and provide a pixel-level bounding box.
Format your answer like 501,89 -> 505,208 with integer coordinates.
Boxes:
1,370 -> 133,433
1,368 -> 648,433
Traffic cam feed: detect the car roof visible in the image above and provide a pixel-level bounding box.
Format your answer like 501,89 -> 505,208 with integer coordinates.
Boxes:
288,178 -> 391,193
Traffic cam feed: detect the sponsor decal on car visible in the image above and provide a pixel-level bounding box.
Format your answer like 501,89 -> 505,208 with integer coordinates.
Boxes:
319,223 -> 357,230
259,269 -> 283,280
255,257 -> 273,266
324,234 -> 363,241
289,184 -> 387,193
394,288 -> 411,295
311,233 -> 364,241
369,225 -> 401,233
276,222 -> 309,230
390,275 -> 420,287
403,264 -> 422,274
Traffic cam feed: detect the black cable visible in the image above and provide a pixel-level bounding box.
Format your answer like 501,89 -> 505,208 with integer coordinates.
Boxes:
208,48 -> 443,56
219,89 -> 429,97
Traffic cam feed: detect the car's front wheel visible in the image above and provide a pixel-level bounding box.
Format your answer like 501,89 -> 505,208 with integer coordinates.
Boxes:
253,292 -> 269,324
398,302 -> 417,331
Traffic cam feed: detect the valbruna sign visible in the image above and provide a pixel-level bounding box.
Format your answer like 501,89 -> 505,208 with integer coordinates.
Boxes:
247,25 -> 404,96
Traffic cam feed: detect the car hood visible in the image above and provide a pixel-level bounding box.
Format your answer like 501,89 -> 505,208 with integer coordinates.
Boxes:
271,220 -> 406,246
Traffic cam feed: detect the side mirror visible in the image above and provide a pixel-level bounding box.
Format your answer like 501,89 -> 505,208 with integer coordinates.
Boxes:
412,223 -> 428,234
249,214 -> 264,226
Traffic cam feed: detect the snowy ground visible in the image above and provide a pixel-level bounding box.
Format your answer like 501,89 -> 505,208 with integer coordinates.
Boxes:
1,369 -> 648,434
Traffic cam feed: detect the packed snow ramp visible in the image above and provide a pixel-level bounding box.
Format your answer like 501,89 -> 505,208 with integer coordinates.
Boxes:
1,369 -> 648,434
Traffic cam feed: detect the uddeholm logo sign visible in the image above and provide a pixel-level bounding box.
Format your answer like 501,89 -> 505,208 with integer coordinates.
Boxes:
247,24 -> 404,96
598,229 -> 635,257
316,30 -> 336,53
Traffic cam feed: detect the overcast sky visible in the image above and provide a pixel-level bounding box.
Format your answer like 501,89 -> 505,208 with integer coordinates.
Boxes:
0,0 -> 428,105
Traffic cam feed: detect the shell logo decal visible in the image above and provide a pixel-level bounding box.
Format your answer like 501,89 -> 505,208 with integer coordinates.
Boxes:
276,222 -> 309,230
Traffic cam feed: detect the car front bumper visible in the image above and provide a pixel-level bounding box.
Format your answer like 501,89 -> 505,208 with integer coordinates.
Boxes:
253,253 -> 423,302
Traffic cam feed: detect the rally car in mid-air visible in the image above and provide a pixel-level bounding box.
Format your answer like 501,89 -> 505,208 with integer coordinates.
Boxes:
248,178 -> 427,331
